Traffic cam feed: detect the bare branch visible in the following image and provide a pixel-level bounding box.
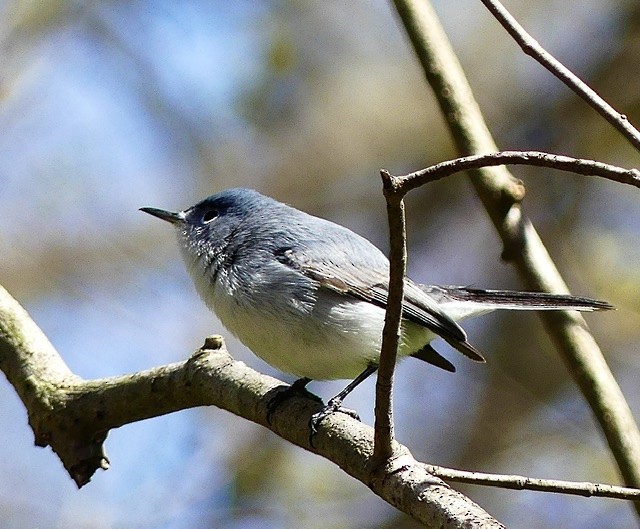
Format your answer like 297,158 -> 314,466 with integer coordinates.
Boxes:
396,151 -> 640,192
425,465 -> 640,501
0,284 -> 503,528
480,0 -> 640,152
391,0 -> 640,500
373,171 -> 408,463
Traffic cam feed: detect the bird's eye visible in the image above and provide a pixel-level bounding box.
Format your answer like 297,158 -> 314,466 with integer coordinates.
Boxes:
202,209 -> 218,223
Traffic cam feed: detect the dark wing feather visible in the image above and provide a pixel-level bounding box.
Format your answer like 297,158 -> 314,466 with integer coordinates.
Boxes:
411,344 -> 456,372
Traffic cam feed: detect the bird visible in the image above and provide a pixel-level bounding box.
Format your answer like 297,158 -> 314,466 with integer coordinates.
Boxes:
141,188 -> 612,427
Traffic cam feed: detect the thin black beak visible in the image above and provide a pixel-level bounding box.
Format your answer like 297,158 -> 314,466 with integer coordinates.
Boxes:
139,207 -> 185,225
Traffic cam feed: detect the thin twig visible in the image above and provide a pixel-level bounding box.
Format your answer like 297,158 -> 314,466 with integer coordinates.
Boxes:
396,150 -> 640,192
373,171 -> 408,463
480,0 -> 640,152
424,464 -> 640,501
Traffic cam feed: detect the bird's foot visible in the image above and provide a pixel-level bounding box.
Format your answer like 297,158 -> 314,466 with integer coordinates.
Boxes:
309,396 -> 360,437
266,377 -> 320,424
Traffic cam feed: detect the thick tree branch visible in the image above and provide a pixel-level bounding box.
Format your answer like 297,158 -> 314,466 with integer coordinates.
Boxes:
0,284 -> 503,528
391,0 -> 640,500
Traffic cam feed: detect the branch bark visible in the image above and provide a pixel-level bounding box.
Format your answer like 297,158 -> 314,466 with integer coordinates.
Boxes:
0,284 -> 503,528
391,0 -> 640,502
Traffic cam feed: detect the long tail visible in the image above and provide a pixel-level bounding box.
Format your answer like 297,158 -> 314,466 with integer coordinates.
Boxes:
410,286 -> 613,370
424,286 -> 614,312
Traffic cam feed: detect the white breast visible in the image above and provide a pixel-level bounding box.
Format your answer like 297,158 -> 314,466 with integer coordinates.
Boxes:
181,241 -> 436,380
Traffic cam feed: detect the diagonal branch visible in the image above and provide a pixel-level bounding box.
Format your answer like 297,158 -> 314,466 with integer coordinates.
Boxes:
391,0 -> 640,501
0,284 -> 503,528
479,0 -> 640,152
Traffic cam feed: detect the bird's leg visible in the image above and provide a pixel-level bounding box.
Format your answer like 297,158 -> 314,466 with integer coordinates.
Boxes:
310,365 -> 378,435
266,377 -> 320,424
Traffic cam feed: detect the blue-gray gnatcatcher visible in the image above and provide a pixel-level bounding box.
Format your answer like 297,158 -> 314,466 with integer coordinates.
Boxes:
141,188 -> 612,425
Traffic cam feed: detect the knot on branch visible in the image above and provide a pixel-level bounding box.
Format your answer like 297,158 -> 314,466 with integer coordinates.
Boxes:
380,169 -> 405,198
499,205 -> 527,262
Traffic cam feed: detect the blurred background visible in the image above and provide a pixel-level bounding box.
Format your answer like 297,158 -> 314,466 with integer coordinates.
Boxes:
1,0 -> 639,527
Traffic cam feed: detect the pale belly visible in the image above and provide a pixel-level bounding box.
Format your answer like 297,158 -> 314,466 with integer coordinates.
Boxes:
210,285 -> 434,380
184,249 -> 439,380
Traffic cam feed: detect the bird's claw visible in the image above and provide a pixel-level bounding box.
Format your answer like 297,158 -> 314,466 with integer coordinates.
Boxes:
309,398 -> 361,439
